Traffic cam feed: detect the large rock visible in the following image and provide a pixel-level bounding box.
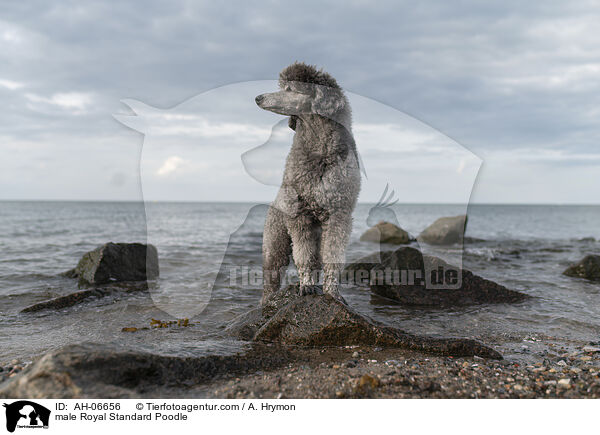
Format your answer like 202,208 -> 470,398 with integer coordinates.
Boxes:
360,221 -> 412,245
419,215 -> 468,245
228,285 -> 502,359
0,343 -> 291,399
346,247 -> 528,307
64,242 -> 159,287
563,255 -> 600,282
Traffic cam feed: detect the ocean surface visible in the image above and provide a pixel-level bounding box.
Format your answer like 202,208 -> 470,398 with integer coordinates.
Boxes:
1,201 -> 599,365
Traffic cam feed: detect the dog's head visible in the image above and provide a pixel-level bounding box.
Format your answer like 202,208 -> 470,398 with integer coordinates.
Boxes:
255,62 -> 349,129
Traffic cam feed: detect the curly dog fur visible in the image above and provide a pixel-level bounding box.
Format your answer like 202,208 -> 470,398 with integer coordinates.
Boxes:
256,62 -> 361,303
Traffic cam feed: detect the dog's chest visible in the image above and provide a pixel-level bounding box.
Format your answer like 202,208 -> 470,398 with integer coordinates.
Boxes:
283,152 -> 336,218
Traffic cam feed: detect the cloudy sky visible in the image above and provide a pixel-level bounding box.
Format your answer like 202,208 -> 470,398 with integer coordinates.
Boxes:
1,1 -> 599,204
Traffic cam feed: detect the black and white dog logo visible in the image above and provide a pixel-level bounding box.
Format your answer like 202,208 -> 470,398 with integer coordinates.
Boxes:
3,401 -> 50,432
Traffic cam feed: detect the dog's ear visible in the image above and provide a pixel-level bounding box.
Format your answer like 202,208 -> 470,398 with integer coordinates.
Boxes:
288,116 -> 297,131
312,85 -> 346,120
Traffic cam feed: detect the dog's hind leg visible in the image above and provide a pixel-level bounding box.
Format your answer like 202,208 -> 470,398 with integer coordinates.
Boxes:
287,214 -> 322,296
262,206 -> 292,305
321,212 -> 353,302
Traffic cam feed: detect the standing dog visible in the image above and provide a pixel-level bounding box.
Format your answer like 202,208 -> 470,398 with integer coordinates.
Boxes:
255,62 -> 361,303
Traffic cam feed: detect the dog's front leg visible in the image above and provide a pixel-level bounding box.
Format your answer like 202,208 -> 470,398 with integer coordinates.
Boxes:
262,206 -> 292,305
288,215 -> 322,296
321,213 -> 352,302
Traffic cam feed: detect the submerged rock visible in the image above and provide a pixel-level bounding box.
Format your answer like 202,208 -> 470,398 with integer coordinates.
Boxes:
64,242 -> 159,287
345,247 -> 528,307
0,342 -> 292,399
563,255 -> 600,282
419,215 -> 468,245
21,282 -> 148,313
228,284 -> 502,359
464,236 -> 486,243
360,221 -> 413,245
578,237 -> 596,243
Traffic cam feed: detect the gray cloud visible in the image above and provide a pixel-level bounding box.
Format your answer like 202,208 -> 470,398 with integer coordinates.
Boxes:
1,0 -> 599,202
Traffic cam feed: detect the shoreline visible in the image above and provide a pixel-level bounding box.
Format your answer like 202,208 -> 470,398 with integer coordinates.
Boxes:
2,343 -> 600,399
201,347 -> 600,399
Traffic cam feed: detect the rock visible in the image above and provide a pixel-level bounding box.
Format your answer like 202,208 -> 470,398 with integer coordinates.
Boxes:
358,374 -> 380,388
583,345 -> 600,353
21,282 -> 148,313
354,374 -> 381,396
578,237 -> 596,243
563,255 -> 600,282
360,222 -> 412,245
0,342 -> 292,399
227,284 -> 502,359
419,215 -> 468,245
352,351 -> 360,358
464,236 -> 486,243
557,378 -> 571,387
346,247 -> 423,282
345,247 -> 529,307
64,242 -> 159,287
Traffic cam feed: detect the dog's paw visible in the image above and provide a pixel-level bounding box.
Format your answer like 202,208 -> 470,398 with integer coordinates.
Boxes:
298,285 -> 322,296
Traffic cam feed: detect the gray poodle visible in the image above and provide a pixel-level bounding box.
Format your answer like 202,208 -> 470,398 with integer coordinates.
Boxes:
255,62 -> 361,303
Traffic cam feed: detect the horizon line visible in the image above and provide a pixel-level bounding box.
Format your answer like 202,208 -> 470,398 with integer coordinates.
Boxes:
1,199 -> 599,206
